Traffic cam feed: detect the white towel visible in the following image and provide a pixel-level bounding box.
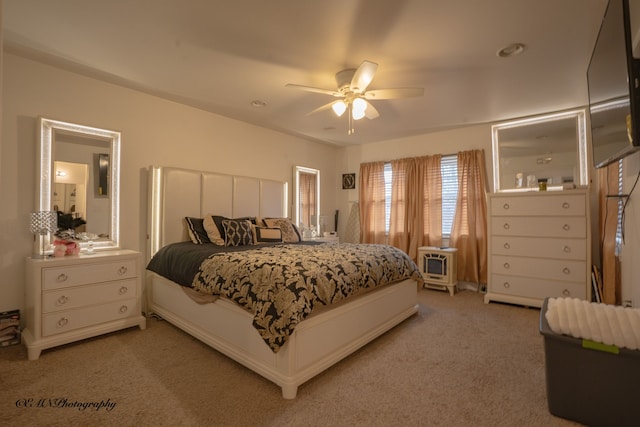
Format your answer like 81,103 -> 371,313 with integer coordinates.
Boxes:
545,297 -> 640,351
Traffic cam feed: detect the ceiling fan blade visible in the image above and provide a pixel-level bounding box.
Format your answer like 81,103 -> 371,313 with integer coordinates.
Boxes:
285,83 -> 341,97
350,60 -> 378,93
306,101 -> 338,116
364,101 -> 380,120
364,87 -> 424,100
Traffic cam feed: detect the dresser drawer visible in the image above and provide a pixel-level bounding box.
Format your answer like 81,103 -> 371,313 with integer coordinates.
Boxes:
42,279 -> 137,313
490,274 -> 586,300
491,216 -> 586,238
43,259 -> 137,290
42,298 -> 138,336
491,255 -> 587,282
491,194 -> 585,217
491,236 -> 587,261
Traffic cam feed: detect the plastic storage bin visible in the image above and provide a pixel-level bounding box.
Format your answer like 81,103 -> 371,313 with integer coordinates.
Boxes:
539,298 -> 640,427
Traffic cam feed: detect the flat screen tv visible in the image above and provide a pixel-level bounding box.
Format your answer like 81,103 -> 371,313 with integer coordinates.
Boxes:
588,0 -> 640,168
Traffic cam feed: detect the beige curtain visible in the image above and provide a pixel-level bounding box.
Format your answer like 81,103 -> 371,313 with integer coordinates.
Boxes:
388,158 -> 410,251
388,156 -> 442,261
598,162 -> 621,304
299,172 -> 316,229
450,149 -> 488,284
359,161 -> 387,244
419,155 -> 443,254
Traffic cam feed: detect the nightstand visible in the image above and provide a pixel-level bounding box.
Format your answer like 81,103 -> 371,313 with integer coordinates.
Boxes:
23,249 -> 146,360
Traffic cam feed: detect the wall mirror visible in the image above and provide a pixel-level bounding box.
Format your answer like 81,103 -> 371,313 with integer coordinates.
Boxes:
492,109 -> 588,192
293,166 -> 320,236
38,117 -> 121,253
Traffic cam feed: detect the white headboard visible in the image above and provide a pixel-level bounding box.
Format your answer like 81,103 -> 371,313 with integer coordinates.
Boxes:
147,166 -> 288,257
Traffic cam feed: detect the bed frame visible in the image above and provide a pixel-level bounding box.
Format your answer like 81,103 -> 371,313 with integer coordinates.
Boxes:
146,166 -> 419,398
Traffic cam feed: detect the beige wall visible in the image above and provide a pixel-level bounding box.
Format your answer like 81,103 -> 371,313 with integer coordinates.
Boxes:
3,50 -> 639,316
1,52 -> 339,313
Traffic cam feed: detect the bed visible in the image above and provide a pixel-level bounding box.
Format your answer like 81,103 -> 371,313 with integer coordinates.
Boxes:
145,166 -> 421,398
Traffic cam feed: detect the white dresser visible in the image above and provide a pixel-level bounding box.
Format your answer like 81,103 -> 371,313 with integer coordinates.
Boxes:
23,250 -> 146,360
485,190 -> 591,307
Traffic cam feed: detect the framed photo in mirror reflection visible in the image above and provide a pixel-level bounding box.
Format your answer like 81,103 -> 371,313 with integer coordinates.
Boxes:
97,153 -> 109,196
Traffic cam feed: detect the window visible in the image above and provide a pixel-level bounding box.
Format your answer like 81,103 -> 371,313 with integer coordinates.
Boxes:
384,163 -> 392,232
441,155 -> 458,236
383,155 -> 458,236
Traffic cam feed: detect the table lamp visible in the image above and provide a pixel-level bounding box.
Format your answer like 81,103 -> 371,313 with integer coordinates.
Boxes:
30,211 -> 58,258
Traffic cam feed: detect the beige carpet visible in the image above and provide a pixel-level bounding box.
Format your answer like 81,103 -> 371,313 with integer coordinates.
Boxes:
0,289 -> 581,427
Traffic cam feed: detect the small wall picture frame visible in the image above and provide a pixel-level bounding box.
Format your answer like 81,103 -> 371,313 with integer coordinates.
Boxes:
342,173 -> 356,190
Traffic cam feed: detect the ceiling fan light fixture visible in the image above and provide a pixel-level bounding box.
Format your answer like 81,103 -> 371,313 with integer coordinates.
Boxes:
332,100 -> 347,117
286,59 -> 422,134
352,97 -> 367,120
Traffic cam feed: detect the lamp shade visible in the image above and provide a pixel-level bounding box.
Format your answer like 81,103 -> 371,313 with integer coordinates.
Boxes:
352,97 -> 367,120
30,211 -> 58,235
332,101 -> 347,117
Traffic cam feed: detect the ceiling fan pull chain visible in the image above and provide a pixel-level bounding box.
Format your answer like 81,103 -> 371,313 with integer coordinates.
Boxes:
348,104 -> 355,135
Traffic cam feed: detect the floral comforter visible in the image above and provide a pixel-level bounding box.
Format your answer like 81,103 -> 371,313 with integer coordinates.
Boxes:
191,243 -> 421,352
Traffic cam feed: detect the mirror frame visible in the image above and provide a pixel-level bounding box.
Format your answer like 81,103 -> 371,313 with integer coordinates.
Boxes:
38,117 -> 121,252
293,166 -> 320,234
491,109 -> 589,192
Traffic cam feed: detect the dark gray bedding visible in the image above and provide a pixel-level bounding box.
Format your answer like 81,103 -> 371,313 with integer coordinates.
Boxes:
146,241 -> 295,287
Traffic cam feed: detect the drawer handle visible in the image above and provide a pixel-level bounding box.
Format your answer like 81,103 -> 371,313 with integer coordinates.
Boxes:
503,262 -> 510,269
503,282 -> 511,289
562,202 -> 570,209
119,305 -> 128,314
57,273 -> 68,282
562,289 -> 570,296
118,266 -> 128,276
563,245 -> 571,253
57,295 -> 68,305
57,317 -> 69,327
562,267 -> 571,275
503,242 -> 510,250
119,286 -> 128,295
503,223 -> 510,230
503,203 -> 510,210
562,224 -> 570,231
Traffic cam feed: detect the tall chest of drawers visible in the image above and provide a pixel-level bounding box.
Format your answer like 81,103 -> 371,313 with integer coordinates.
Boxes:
484,190 -> 591,307
24,250 -> 146,360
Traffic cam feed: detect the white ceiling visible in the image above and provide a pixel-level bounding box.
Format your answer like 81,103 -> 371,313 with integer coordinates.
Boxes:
2,0 -> 609,146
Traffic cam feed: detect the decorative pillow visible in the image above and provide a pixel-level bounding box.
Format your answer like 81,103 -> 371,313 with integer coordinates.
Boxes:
205,215 -> 258,245
262,218 -> 302,243
203,215 -> 226,245
222,219 -> 254,246
238,216 -> 258,225
184,217 -> 211,244
252,225 -> 283,244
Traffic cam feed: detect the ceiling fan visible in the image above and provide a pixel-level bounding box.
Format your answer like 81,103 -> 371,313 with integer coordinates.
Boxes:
286,60 -> 424,134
